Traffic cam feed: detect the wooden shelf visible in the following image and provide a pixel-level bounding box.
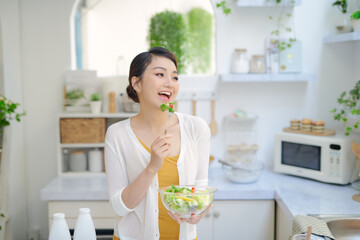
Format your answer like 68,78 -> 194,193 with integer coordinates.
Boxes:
323,32 -> 360,43
220,73 -> 316,82
237,0 -> 301,7
59,112 -> 136,118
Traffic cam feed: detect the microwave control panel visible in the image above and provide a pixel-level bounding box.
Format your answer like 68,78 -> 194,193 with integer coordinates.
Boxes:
328,144 -> 341,177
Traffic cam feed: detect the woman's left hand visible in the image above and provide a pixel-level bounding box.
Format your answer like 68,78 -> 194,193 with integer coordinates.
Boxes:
168,204 -> 213,225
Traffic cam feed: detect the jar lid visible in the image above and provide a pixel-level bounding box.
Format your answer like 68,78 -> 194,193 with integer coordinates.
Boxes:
252,55 -> 265,58
235,48 -> 247,52
71,150 -> 85,155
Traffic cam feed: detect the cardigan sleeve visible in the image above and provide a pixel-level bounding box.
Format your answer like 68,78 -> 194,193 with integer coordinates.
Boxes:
194,118 -> 211,186
105,125 -> 135,216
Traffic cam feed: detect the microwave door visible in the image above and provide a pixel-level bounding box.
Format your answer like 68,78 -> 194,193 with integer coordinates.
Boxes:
281,141 -> 321,171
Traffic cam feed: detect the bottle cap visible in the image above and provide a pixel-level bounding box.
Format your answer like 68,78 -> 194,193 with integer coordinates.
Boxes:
53,213 -> 65,219
79,208 -> 90,214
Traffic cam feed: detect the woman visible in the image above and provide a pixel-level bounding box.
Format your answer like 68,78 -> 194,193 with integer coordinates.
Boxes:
105,47 -> 211,240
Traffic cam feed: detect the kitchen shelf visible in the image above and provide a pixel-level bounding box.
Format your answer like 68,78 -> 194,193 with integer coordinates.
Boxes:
59,112 -> 136,118
57,112 -> 131,176
220,73 -> 316,82
237,0 -> 301,7
60,143 -> 105,148
323,32 -> 360,43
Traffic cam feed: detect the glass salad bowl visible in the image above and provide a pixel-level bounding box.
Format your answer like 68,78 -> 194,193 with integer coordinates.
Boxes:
159,185 -> 217,218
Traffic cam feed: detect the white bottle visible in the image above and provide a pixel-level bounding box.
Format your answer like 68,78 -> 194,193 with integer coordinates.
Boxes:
73,208 -> 96,240
48,213 -> 71,240
89,148 -> 103,172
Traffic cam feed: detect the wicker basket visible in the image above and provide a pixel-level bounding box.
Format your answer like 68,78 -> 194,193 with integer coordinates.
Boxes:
60,118 -> 106,143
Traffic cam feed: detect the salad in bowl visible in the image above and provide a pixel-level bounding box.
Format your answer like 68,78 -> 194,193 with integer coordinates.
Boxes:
159,185 -> 217,218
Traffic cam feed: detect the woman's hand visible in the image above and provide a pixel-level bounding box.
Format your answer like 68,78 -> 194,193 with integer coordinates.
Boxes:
147,134 -> 172,173
168,204 -> 213,225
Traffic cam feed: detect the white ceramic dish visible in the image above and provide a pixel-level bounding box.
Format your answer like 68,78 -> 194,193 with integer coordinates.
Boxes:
221,160 -> 264,183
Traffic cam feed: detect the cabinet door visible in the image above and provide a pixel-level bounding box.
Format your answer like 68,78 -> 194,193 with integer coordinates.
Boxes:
213,200 -> 274,240
276,203 -> 293,240
197,208 -> 213,239
48,201 -> 116,229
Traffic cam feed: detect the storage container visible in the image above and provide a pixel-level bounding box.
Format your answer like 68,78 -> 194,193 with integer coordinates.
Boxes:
60,118 -> 106,143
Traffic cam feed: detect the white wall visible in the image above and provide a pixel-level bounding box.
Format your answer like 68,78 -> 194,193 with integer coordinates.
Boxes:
19,0 -> 75,239
0,0 -> 27,239
0,0 -> 359,239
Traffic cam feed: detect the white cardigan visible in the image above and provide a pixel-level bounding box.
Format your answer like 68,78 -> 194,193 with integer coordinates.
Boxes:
105,112 -> 210,240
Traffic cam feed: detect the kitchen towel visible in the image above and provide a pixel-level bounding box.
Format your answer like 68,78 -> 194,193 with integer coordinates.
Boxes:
290,215 -> 335,240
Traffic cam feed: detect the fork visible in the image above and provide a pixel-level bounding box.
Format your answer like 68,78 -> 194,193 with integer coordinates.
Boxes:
164,110 -> 173,135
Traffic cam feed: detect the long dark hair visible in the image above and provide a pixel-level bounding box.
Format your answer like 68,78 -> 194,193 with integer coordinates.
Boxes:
126,47 -> 178,103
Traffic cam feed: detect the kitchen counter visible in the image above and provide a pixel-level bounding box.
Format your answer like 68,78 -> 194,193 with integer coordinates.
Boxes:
41,163 -> 360,218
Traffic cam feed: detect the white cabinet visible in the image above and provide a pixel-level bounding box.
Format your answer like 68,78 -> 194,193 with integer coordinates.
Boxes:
276,202 -> 293,240
57,112 -> 135,176
48,201 -> 116,229
197,200 -> 275,240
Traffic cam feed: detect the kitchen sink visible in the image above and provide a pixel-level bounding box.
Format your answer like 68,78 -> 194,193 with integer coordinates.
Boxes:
309,215 -> 360,240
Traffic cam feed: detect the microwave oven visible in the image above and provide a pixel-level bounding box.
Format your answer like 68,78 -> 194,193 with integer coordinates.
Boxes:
274,131 -> 359,184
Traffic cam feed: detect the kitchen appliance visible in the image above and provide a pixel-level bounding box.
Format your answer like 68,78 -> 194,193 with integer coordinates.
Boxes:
274,131 -> 359,184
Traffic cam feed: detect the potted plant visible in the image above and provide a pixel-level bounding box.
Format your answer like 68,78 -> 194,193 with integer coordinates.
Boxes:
330,80 -> 360,136
332,0 -> 352,32
0,95 -> 25,239
351,10 -> 360,32
89,93 -> 102,114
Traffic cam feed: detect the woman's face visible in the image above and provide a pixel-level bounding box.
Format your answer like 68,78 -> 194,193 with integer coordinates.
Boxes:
134,56 -> 179,109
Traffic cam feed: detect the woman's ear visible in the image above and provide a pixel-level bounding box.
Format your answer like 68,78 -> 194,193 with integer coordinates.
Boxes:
132,77 -> 141,93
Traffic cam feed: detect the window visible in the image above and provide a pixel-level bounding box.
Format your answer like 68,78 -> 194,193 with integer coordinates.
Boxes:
72,0 -> 215,76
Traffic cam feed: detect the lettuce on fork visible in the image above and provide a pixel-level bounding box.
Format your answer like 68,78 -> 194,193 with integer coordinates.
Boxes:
160,102 -> 176,113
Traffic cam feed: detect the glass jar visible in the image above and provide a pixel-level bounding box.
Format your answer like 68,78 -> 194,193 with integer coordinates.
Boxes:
335,12 -> 352,33
230,49 -> 249,73
250,55 -> 266,73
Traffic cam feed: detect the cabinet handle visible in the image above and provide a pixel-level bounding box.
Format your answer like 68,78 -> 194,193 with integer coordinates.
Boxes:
213,211 -> 220,218
205,213 -> 211,218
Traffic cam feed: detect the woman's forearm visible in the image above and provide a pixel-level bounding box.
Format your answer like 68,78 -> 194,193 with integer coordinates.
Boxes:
121,166 -> 157,209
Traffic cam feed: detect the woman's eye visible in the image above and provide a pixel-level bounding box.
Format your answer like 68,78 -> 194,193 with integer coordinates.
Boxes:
173,76 -> 179,81
156,73 -> 164,77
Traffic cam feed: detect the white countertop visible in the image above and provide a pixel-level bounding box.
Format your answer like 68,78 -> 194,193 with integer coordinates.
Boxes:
41,164 -> 360,217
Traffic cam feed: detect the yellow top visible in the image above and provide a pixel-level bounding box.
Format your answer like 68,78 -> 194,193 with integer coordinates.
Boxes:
137,138 -> 180,240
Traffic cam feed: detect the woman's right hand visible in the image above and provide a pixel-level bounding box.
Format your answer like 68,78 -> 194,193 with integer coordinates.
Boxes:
147,134 -> 172,173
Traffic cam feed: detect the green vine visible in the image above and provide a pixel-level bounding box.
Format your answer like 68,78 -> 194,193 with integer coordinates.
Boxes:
216,1 -> 232,15
330,80 -> 360,135
187,8 -> 213,73
268,1 -> 296,51
148,10 -> 188,73
332,0 -> 348,14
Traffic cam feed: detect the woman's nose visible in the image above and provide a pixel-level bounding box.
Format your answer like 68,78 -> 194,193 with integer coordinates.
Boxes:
164,75 -> 173,87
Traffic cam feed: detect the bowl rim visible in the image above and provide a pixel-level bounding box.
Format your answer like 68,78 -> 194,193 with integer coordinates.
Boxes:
222,160 -> 264,171
158,185 -> 217,195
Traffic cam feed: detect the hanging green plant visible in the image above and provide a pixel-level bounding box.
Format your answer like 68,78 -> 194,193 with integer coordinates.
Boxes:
331,80 -> 360,135
268,0 -> 297,51
216,0 -> 231,15
187,8 -> 213,74
148,10 -> 188,73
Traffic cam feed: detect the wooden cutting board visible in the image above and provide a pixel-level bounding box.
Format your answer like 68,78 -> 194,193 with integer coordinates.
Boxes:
283,127 -> 336,136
